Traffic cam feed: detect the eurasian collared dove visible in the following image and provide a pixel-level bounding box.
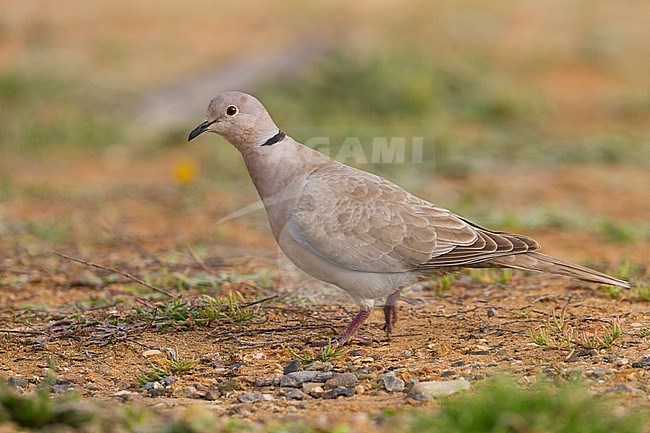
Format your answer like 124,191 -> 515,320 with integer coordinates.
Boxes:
188,91 -> 630,345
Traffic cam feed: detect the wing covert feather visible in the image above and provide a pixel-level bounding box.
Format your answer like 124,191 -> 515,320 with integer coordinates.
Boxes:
286,166 -> 538,273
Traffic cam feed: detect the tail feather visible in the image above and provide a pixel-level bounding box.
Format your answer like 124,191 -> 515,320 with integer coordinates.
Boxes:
488,252 -> 630,289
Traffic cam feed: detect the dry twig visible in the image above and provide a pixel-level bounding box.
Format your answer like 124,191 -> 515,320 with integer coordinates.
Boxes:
52,250 -> 173,298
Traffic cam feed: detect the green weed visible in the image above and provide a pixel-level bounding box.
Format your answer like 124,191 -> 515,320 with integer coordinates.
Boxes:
136,365 -> 171,386
289,341 -> 346,364
530,309 -> 622,351
469,268 -> 513,285
632,282 -> 650,302
131,292 -> 257,330
136,351 -> 197,385
406,376 -> 648,433
427,274 -> 458,293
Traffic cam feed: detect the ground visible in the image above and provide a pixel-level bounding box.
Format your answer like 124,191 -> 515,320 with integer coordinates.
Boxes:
1,153 -> 648,425
1,0 -> 649,429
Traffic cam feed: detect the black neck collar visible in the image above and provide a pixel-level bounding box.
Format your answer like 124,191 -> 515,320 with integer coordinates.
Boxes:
261,130 -> 286,146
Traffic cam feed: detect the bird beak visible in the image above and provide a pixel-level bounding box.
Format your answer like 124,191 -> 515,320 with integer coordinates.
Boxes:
188,119 -> 216,141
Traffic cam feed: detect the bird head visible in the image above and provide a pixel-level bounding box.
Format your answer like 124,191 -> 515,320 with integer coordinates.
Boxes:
188,91 -> 281,150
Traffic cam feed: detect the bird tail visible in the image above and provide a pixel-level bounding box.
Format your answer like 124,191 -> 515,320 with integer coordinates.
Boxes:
488,252 -> 630,288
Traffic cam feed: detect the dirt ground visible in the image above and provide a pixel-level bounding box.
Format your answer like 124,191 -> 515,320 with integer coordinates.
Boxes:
1,153 -> 649,424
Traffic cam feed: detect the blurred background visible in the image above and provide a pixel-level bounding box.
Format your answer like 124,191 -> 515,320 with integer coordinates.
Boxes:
1,0 -> 649,266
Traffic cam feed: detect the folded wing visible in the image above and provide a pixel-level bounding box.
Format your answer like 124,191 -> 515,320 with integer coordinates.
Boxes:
287,166 -> 539,273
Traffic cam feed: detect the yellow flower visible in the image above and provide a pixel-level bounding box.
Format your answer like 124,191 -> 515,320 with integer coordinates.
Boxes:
173,157 -> 198,185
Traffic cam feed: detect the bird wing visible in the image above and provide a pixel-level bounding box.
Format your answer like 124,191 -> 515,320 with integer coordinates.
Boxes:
286,165 -> 539,273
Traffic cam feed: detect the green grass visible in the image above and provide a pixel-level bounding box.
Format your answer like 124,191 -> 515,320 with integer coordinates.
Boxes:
0,70 -> 125,153
405,376 -> 648,433
131,292 -> 257,330
2,376 -> 648,433
288,341 -> 347,364
529,309 -> 623,351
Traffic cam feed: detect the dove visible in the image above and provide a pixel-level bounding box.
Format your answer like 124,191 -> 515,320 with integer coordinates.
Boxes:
188,91 -> 630,345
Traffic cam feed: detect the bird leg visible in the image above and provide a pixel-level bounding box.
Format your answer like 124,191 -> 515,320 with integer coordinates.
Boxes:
335,308 -> 372,346
382,290 -> 401,338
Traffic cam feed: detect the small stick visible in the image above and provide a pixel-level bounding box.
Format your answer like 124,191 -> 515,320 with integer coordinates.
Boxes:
0,329 -> 45,335
52,250 -> 173,298
241,294 -> 278,308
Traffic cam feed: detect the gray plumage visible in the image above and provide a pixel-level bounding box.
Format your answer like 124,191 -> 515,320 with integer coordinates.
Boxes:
189,91 -> 630,344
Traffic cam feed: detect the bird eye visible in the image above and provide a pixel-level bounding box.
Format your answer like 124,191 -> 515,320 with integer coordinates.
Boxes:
226,105 -> 238,116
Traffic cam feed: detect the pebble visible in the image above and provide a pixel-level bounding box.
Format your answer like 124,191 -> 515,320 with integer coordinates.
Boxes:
379,374 -> 405,392
114,390 -> 136,401
7,377 -> 29,389
632,356 -> 650,368
325,373 -> 359,389
286,389 -> 305,400
237,392 -> 265,403
405,379 -> 419,393
354,384 -> 365,395
144,381 -> 166,397
333,387 -> 355,397
302,382 -> 325,394
50,383 -> 74,394
217,379 -> 241,392
142,349 -> 163,358
255,377 -> 275,387
204,389 -> 220,401
409,393 -> 434,402
411,379 -> 470,397
280,371 -> 333,387
306,361 -> 333,372
320,389 -> 339,399
172,385 -> 197,399
283,360 -> 303,375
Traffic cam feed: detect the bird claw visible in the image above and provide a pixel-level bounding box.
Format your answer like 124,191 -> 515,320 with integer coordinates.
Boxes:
382,303 -> 398,339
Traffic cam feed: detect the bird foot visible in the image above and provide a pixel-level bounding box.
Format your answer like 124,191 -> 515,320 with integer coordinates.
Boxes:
381,303 -> 398,338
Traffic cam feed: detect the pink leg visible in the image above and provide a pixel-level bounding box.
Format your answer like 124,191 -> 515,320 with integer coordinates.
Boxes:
335,309 -> 372,346
382,290 -> 401,338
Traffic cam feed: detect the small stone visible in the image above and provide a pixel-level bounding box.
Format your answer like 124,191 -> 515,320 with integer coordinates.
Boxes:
451,361 -> 466,367
159,376 -> 177,387
325,373 -> 359,389
354,384 -> 365,395
50,383 -> 74,394
255,377 -> 274,387
238,392 -> 264,403
632,356 -> 650,368
440,370 -> 455,378
586,369 -> 609,378
405,379 -> 419,393
306,361 -> 333,372
116,390 -> 136,401
615,358 -> 629,367
302,382 -> 325,394
217,379 -> 241,392
142,349 -> 163,358
283,360 -> 303,375
145,382 -> 166,397
204,390 -> 220,401
409,392 -> 434,401
321,389 -> 338,399
286,389 -> 305,400
7,377 -> 29,389
280,371 -> 333,387
411,379 -> 470,398
172,385 -> 197,398
334,387 -> 355,397
379,374 -> 405,392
